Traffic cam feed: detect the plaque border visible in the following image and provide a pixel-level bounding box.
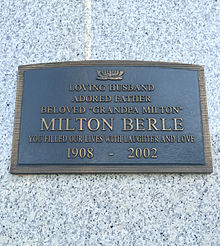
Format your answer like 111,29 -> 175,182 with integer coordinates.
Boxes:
10,61 -> 213,174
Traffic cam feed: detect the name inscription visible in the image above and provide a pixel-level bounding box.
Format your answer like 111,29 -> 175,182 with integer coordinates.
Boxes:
10,61 -> 212,173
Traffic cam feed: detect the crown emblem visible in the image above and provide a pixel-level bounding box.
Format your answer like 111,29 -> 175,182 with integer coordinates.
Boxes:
96,70 -> 124,80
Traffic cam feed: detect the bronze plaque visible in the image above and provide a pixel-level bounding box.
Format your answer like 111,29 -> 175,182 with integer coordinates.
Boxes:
10,61 -> 212,173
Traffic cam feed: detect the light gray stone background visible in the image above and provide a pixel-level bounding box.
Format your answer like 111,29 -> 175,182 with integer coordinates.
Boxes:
0,0 -> 219,245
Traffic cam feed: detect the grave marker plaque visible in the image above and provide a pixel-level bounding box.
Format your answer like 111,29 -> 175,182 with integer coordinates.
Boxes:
10,61 -> 212,173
